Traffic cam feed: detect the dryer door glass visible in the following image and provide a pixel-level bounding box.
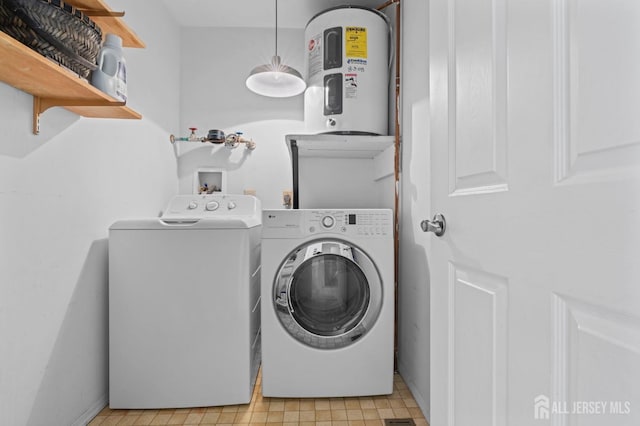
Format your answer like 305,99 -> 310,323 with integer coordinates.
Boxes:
273,240 -> 383,349
289,253 -> 369,337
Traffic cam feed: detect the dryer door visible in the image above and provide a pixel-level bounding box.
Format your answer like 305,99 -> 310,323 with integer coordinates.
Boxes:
273,240 -> 383,349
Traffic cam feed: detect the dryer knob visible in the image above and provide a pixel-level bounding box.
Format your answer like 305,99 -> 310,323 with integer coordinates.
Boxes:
227,201 -> 237,210
188,201 -> 198,210
321,215 -> 335,228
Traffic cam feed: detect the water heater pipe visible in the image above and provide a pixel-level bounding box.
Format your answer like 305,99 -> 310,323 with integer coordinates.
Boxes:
377,0 -> 401,372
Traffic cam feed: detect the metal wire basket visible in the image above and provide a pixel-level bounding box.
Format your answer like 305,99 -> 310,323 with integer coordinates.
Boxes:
0,0 -> 103,78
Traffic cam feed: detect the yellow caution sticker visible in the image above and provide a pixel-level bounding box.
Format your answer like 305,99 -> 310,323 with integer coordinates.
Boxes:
345,27 -> 367,59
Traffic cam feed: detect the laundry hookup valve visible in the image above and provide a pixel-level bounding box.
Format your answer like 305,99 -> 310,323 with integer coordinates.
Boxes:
169,128 -> 256,150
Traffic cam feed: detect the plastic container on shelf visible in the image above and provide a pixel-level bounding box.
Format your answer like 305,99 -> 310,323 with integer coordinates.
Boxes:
91,33 -> 127,101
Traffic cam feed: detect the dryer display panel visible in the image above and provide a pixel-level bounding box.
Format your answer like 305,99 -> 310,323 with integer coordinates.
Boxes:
273,240 -> 382,349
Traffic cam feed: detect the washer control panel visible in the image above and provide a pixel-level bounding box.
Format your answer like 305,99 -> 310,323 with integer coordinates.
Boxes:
161,194 -> 259,220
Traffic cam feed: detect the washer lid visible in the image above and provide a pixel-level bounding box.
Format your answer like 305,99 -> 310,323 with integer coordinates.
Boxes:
110,217 -> 260,230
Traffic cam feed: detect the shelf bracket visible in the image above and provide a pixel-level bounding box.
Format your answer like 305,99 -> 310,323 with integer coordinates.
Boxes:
33,96 -> 126,135
78,9 -> 125,17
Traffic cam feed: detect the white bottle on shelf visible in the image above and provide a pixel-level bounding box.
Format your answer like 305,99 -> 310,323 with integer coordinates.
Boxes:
91,34 -> 127,102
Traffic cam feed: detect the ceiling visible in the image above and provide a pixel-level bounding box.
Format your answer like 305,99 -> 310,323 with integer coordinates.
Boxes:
161,0 -> 386,29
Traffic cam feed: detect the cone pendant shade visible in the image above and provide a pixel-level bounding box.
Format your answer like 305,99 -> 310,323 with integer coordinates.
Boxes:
246,55 -> 306,97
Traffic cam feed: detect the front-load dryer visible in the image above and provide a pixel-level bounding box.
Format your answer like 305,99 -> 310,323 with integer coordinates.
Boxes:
261,209 -> 393,397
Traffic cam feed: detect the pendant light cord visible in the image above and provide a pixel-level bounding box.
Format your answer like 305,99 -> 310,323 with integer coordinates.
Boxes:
274,0 -> 278,58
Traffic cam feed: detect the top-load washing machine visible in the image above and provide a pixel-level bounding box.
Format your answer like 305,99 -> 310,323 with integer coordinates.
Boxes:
261,208 -> 394,397
109,194 -> 261,408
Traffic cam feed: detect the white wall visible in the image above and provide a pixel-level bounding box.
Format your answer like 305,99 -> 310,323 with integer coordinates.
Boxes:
0,2 -> 181,425
0,2 -> 432,423
397,0 -> 431,421
177,27 -> 306,209
298,157 -> 393,209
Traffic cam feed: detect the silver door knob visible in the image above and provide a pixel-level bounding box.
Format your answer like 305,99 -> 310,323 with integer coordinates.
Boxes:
421,214 -> 446,237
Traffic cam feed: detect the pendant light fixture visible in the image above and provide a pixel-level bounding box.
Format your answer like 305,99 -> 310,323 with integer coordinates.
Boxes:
245,0 -> 306,97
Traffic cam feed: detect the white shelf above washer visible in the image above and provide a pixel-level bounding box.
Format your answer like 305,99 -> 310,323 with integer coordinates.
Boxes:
285,134 -> 394,159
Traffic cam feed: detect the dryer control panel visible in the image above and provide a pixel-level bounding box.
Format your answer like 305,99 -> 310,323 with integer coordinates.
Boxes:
262,209 -> 392,239
307,210 -> 391,237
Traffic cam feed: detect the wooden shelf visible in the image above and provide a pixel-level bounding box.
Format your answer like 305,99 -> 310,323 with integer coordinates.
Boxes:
67,0 -> 145,48
0,0 -> 144,134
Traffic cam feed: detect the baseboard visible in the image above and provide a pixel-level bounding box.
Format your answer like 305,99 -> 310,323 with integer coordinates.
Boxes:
71,394 -> 108,426
397,360 -> 431,423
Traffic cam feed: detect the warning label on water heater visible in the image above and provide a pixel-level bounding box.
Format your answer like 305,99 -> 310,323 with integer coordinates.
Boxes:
308,33 -> 322,80
345,27 -> 367,59
345,73 -> 358,99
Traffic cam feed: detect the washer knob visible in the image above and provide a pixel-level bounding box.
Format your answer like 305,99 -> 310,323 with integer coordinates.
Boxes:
205,201 -> 219,211
188,201 -> 198,210
321,215 -> 335,228
227,201 -> 237,210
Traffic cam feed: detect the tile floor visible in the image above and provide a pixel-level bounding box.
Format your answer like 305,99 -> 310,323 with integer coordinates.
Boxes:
89,369 -> 429,426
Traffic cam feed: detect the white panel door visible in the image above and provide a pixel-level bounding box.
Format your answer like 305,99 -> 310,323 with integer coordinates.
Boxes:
428,0 -> 640,425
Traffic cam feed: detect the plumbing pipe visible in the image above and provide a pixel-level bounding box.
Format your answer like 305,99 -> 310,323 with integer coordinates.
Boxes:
377,0 -> 401,372
170,130 -> 256,150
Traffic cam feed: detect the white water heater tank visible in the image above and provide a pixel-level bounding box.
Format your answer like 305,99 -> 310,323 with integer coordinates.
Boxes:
304,6 -> 390,135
